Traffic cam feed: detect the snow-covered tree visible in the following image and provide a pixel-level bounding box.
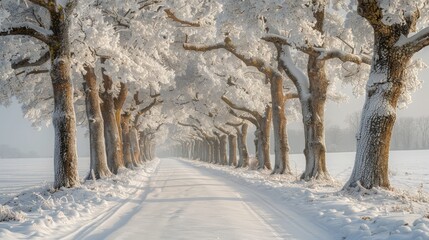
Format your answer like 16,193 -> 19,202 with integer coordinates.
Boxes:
343,0 -> 429,190
0,0 -> 80,188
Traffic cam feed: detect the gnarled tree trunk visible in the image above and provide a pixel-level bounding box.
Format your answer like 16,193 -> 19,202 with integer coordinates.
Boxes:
343,0 -> 429,190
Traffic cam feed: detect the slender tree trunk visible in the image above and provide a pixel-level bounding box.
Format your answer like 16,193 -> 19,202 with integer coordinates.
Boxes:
255,129 -> 263,168
301,57 -> 330,180
219,135 -> 228,165
121,113 -> 135,168
139,132 -> 146,162
228,135 -> 237,166
213,137 -> 221,164
83,66 -> 111,180
271,76 -> 291,174
261,106 -> 272,170
236,124 -> 249,168
100,59 -> 123,174
50,8 -> 79,189
114,82 -> 128,153
130,126 -> 141,165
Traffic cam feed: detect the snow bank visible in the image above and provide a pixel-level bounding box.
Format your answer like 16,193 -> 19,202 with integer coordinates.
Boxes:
0,159 -> 159,239
185,159 -> 429,240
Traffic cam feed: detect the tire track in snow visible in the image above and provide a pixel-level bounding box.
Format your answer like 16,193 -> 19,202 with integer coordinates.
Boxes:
60,162 -> 161,240
180,159 -> 335,239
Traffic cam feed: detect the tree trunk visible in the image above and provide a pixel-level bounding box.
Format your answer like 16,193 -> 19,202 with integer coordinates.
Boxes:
100,59 -> 123,174
50,8 -> 79,189
83,66 -> 111,180
271,76 -> 291,174
130,126 -> 142,165
114,82 -> 128,153
213,137 -> 221,164
121,113 -> 135,168
345,30 -> 411,190
255,129 -> 263,169
236,124 -> 249,168
139,132 -> 146,162
301,57 -> 330,180
228,135 -> 237,166
219,135 -> 228,165
261,106 -> 272,170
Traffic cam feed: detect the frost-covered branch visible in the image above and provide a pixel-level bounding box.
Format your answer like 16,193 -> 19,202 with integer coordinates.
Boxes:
275,44 -> 310,98
262,34 -> 317,56
164,9 -> 201,27
11,51 -> 50,69
228,109 -> 257,127
184,37 -> 283,79
396,26 -> 429,53
27,0 -> 50,8
221,95 -> 261,121
0,23 -> 53,45
264,34 -> 371,65
318,49 -> 371,65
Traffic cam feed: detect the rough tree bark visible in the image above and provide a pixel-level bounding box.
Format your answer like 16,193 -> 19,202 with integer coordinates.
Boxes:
99,58 -> 124,174
50,2 -> 80,188
83,65 -> 111,179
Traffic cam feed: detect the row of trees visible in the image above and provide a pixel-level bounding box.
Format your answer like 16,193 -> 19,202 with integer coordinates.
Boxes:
1,0 -> 428,191
0,0 -> 175,188
163,0 -> 429,190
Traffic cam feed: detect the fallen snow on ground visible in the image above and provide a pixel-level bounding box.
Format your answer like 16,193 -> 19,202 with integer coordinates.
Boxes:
186,158 -> 429,240
0,159 -> 159,240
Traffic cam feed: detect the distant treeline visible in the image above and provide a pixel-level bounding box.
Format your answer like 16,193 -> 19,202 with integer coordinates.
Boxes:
286,116 -> 429,153
0,144 -> 40,158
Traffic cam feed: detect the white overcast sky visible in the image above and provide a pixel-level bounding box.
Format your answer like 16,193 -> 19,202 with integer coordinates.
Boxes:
1,49 -> 428,157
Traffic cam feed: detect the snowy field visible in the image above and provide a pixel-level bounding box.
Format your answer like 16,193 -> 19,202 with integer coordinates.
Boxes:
0,157 -> 90,200
287,150 -> 429,193
0,151 -> 428,239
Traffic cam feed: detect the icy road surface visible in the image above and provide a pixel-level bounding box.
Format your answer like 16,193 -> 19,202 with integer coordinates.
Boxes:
65,158 -> 334,240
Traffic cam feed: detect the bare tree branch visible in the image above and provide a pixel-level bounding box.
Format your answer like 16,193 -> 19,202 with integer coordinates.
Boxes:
164,9 -> 201,27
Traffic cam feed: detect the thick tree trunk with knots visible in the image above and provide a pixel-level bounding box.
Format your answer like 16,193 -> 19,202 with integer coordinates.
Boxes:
83,66 -> 111,180
345,0 -> 426,190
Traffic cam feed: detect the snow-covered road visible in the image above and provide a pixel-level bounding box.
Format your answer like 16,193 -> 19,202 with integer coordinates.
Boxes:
66,158 -> 334,240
